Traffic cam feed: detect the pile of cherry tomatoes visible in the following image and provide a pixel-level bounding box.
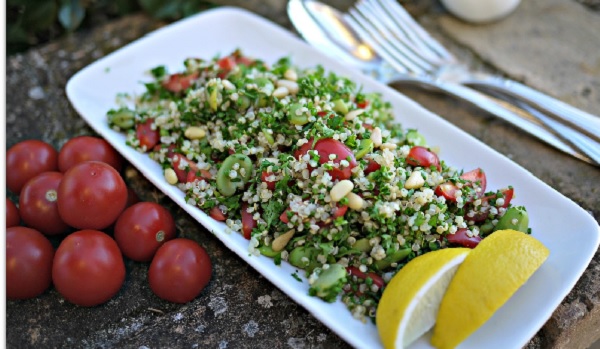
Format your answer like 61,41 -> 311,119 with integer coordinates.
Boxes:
6,136 -> 212,306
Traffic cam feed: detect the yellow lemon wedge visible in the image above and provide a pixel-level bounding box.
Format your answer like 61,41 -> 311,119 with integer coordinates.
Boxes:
431,229 -> 549,349
376,248 -> 471,349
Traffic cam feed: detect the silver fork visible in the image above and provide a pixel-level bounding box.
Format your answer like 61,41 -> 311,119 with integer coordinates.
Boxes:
345,0 -> 600,164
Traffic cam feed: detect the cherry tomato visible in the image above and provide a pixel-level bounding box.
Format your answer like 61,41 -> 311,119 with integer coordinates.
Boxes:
209,206 -> 226,221
217,56 -> 237,78
295,138 -> 357,180
280,207 -> 291,224
356,100 -> 369,109
435,168 -> 487,202
58,136 -> 123,173
333,205 -> 348,218
261,171 -> 276,191
6,227 -> 54,300
7,140 -> 58,194
114,202 -> 176,262
6,198 -> 20,228
57,161 -> 128,230
148,238 -> 212,303
170,153 -> 211,183
52,230 -> 125,306
364,158 -> 381,175
446,228 -> 482,248
406,146 -> 441,171
136,119 -> 160,151
241,203 -> 256,239
162,72 -> 199,93
467,187 -> 514,222
346,266 -> 385,290
19,172 -> 69,235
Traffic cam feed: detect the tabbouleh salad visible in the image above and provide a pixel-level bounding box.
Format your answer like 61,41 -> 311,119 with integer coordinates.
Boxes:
107,50 -> 530,322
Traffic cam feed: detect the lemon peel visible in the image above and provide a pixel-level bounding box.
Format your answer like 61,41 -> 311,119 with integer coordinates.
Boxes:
376,248 -> 471,349
431,229 -> 549,349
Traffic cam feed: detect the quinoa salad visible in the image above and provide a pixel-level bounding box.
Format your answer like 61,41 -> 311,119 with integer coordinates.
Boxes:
107,50 -> 530,322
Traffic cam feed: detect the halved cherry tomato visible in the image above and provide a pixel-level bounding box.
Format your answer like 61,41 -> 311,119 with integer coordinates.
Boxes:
209,206 -> 226,221
406,146 -> 441,171
333,205 -> 348,218
356,100 -> 369,109
170,153 -> 211,183
364,158 -> 381,174
446,228 -> 482,248
136,119 -> 159,151
241,203 -> 256,239
435,168 -> 487,202
261,171 -> 276,191
162,72 -> 199,93
280,207 -> 291,224
346,266 -> 385,290
467,187 -> 514,222
295,138 -> 357,181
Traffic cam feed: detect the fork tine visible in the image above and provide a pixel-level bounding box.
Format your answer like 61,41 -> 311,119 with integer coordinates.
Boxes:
346,8 -> 431,75
357,0 -> 442,64
371,0 -> 454,63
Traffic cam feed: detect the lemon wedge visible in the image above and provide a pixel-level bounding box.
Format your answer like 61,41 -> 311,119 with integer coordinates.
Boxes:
431,229 -> 549,349
376,248 -> 471,349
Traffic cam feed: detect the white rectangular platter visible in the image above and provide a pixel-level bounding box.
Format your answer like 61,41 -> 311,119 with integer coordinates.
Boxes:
65,7 -> 600,349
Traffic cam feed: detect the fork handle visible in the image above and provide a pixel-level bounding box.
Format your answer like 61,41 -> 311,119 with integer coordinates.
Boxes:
391,77 -> 598,166
463,78 -> 600,143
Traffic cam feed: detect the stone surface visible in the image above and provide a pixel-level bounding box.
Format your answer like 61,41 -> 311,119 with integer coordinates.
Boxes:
6,1 -> 600,348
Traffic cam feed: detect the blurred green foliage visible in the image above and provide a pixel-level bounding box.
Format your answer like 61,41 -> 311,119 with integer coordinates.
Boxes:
7,0 -> 214,54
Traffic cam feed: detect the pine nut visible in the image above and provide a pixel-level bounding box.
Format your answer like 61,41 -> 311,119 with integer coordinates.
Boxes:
222,79 -> 235,90
380,142 -> 397,150
405,170 -> 425,189
277,79 -> 299,94
284,69 -> 298,81
330,180 -> 354,202
184,126 -> 206,140
345,109 -> 365,121
371,127 -> 382,147
272,86 -> 290,98
164,168 -> 178,185
272,229 -> 295,252
346,192 -> 365,211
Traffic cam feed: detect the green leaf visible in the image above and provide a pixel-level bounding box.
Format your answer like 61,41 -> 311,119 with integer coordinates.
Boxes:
58,0 -> 85,31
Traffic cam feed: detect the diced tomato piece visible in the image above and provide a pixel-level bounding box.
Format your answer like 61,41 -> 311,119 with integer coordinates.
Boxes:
435,168 -> 487,202
356,100 -> 369,109
435,182 -> 459,201
136,119 -> 159,151
209,206 -> 226,221
498,187 -> 514,208
235,56 -> 255,66
280,208 -> 291,224
467,186 -> 513,222
241,203 -> 256,240
261,171 -> 276,191
364,158 -> 381,174
362,123 -> 374,130
333,205 -> 348,218
346,266 -> 385,290
446,228 -> 481,248
162,72 -> 199,93
170,153 -> 209,183
295,138 -> 357,181
406,146 -> 441,171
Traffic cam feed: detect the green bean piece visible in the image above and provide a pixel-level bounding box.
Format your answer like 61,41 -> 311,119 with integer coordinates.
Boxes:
406,129 -> 426,146
352,238 -> 372,252
308,264 -> 348,303
332,99 -> 348,115
259,245 -> 281,258
216,154 -> 253,197
108,108 -> 135,129
374,247 -> 412,270
208,87 -> 219,111
494,206 -> 529,233
355,139 -> 374,160
288,103 -> 309,126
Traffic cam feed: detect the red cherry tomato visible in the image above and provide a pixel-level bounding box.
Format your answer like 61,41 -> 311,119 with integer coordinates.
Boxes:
52,230 -> 125,306
209,206 -> 227,221
356,100 -> 369,109
346,266 -> 385,290
241,203 -> 256,240
19,172 -> 69,235
57,161 -> 127,230
446,228 -> 482,248
6,198 -> 20,228
136,119 -> 160,151
148,238 -> 212,303
467,187 -> 514,222
58,136 -> 123,173
406,146 -> 441,171
364,158 -> 381,174
6,227 -> 54,300
170,153 -> 211,183
295,138 -> 357,181
333,205 -> 348,218
261,171 -> 276,191
6,140 -> 58,194
435,168 -> 487,202
114,202 -> 176,262
162,72 -> 199,93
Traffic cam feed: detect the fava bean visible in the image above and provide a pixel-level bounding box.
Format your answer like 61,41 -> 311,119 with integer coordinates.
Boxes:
108,108 -> 135,129
374,247 -> 412,270
355,139 -> 373,160
216,154 -> 252,197
494,206 -> 529,233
